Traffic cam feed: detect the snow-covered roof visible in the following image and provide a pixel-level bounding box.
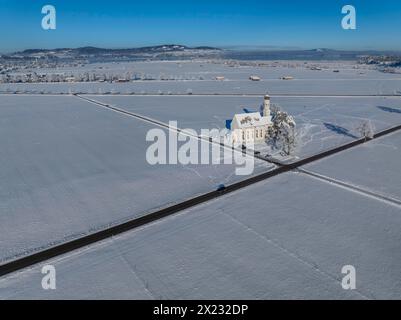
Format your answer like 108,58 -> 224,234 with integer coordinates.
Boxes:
232,112 -> 270,129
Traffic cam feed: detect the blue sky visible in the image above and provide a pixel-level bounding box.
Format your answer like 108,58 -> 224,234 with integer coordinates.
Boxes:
0,0 -> 400,53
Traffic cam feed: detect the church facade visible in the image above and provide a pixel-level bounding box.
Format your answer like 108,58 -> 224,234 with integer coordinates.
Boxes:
231,95 -> 273,145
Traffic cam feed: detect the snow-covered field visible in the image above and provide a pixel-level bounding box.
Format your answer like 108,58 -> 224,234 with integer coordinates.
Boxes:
1,60 -> 401,300
0,95 -> 272,264
12,60 -> 401,80
2,60 -> 401,95
2,78 -> 401,95
1,172 -> 400,299
304,131 -> 401,201
90,95 -> 401,159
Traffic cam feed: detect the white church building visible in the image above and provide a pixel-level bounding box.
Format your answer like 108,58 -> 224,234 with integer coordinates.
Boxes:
231,95 -> 273,145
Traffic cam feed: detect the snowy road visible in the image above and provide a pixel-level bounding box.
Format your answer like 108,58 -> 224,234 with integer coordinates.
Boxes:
2,172 -> 401,299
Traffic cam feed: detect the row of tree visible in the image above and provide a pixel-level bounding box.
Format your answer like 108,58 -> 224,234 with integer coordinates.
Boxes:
0,71 -> 208,84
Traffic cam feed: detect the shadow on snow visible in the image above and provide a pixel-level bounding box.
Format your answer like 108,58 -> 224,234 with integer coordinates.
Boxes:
324,123 -> 358,139
377,106 -> 401,114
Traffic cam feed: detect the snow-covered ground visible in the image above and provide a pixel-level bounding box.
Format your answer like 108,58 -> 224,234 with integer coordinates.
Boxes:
1,172 -> 400,299
2,78 -> 401,95
0,95 -> 272,264
9,60 -> 401,81
4,60 -> 401,96
89,95 -> 401,159
304,131 -> 401,201
1,60 -> 401,300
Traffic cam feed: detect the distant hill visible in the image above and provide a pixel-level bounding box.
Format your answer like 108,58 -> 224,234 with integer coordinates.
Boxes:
8,45 -> 401,62
7,45 -> 222,62
15,44 -> 221,56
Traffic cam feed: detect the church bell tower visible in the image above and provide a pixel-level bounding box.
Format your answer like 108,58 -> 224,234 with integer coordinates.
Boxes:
263,95 -> 271,118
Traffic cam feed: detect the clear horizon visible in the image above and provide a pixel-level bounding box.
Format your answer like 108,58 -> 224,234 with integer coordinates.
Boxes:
1,0 -> 401,53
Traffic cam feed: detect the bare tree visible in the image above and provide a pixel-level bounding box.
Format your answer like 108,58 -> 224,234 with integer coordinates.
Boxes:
357,120 -> 375,140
